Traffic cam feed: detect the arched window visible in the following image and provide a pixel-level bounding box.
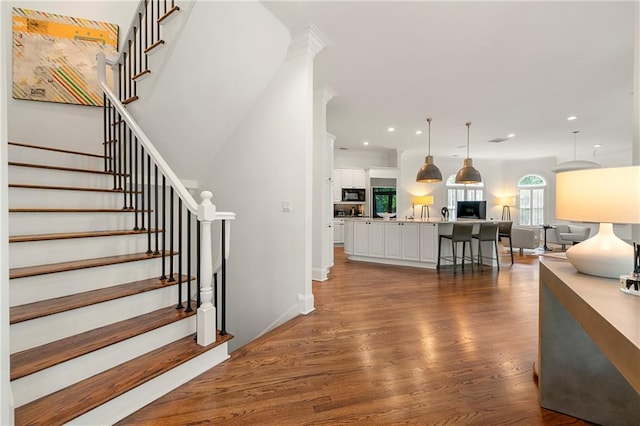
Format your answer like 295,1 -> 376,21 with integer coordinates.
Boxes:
518,174 -> 546,226
446,175 -> 484,218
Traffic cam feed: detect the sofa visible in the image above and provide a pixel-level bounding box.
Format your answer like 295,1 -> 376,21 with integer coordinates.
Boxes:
546,224 -> 591,250
510,226 -> 540,253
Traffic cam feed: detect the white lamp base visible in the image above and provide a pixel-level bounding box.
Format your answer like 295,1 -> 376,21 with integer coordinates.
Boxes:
565,223 -> 634,279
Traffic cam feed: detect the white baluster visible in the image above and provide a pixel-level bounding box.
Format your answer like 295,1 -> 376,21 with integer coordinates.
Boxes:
197,191 -> 216,346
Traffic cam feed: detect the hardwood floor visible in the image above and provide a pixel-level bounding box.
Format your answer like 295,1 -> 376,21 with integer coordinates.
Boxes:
119,246 -> 588,425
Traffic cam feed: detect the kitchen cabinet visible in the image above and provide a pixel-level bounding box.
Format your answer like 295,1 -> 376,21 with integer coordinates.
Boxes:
385,222 -> 419,260
384,222 -> 402,259
402,223 -> 420,261
369,222 -> 385,257
420,223 -> 438,262
353,221 -> 369,256
332,170 -> 342,202
333,219 -> 345,243
334,168 -> 366,189
344,220 -> 354,254
353,220 -> 384,257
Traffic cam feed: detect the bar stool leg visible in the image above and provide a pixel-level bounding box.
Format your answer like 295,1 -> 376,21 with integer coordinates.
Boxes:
452,240 -> 457,269
437,236 -> 442,269
494,240 -> 500,270
509,237 -> 514,264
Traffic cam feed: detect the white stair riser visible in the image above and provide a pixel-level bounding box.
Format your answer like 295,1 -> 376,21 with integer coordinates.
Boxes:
10,282 -> 195,353
10,257 -> 177,305
9,211 -> 139,234
11,316 -> 196,407
9,165 -> 115,189
9,233 -> 161,268
9,187 -> 131,209
8,145 -> 105,170
69,342 -> 229,426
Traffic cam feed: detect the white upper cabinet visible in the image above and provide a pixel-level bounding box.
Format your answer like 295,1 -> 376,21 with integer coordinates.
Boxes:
335,168 -> 366,189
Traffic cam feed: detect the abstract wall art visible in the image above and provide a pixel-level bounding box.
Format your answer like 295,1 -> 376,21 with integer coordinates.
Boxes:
12,8 -> 118,106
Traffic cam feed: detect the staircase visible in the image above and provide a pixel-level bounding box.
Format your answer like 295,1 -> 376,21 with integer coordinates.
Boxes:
7,140 -> 231,425
7,2 -> 235,423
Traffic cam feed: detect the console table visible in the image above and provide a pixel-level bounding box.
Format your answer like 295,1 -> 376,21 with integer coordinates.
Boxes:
539,258 -> 640,425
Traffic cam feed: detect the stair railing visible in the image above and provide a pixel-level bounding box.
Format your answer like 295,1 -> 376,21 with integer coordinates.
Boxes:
97,52 -> 235,346
111,0 -> 181,105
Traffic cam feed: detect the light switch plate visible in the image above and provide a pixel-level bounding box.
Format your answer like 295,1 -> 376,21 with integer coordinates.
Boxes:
282,200 -> 292,213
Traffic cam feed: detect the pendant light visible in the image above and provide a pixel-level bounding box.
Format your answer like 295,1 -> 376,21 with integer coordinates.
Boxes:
551,130 -> 601,173
455,122 -> 482,184
416,118 -> 443,183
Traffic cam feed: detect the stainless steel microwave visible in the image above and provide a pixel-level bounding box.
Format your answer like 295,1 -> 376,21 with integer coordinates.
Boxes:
342,188 -> 366,202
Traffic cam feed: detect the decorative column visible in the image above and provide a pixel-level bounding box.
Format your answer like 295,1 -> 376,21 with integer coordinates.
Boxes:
287,22 -> 330,314
633,2 -> 639,242
197,191 -> 217,346
312,85 -> 337,282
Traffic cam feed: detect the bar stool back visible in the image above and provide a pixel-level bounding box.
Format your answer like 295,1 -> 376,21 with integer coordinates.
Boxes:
437,223 -> 475,271
498,221 -> 514,264
473,222 -> 500,270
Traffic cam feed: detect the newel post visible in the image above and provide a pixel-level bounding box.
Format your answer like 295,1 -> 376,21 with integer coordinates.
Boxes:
197,191 -> 216,346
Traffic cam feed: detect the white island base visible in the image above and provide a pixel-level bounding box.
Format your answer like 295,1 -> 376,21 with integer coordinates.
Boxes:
343,218 -> 501,269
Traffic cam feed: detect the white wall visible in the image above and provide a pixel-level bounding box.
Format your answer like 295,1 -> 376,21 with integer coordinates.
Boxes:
197,41 -> 315,351
122,1 -> 304,351
6,1 -> 138,152
1,2 -> 12,422
132,0 -> 290,183
334,148 -> 395,169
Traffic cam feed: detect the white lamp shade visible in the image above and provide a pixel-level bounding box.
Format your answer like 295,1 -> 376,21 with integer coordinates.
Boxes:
555,166 -> 640,279
556,166 -> 640,224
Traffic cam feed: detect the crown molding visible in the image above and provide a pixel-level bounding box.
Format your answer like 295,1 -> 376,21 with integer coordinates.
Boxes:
314,85 -> 337,105
287,21 -> 331,60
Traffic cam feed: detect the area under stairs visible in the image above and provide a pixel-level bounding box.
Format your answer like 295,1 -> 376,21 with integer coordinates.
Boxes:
8,141 -> 231,425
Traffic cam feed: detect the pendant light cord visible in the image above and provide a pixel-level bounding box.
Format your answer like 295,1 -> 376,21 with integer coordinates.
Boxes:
466,122 -> 471,158
573,130 -> 579,161
426,117 -> 432,155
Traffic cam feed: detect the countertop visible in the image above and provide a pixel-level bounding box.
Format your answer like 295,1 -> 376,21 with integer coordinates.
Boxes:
340,217 -> 505,224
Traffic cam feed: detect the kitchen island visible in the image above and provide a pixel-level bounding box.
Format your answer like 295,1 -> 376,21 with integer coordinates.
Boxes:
343,217 -> 503,269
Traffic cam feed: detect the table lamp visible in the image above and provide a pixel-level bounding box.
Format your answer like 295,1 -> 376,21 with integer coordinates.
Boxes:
414,195 -> 434,220
555,166 -> 640,279
495,196 -> 516,221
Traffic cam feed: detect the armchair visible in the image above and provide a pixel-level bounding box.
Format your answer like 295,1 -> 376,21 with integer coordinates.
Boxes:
546,224 -> 591,250
510,226 -> 540,254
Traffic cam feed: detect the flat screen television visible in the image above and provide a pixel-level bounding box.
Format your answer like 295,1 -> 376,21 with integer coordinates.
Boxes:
456,201 -> 487,219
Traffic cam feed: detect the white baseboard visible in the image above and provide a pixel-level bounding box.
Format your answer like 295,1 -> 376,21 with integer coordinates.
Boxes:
311,266 -> 328,281
298,292 -> 315,315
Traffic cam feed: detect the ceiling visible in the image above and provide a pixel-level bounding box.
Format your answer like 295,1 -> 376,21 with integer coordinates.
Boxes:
262,1 -> 636,162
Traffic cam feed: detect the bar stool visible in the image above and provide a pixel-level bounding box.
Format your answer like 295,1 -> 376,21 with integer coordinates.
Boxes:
498,221 -> 514,264
473,222 -> 500,270
437,223 -> 474,271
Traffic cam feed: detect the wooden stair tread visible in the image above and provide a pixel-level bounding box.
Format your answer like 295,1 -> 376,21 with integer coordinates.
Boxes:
132,69 -> 151,81
14,332 -> 232,425
9,183 -> 140,193
158,5 -> 180,24
10,251 -> 174,279
11,300 -> 197,380
144,39 -> 165,54
9,229 -> 160,243
8,162 -> 119,176
122,95 -> 139,105
10,208 -> 151,213
10,272 -> 186,324
8,141 -> 104,158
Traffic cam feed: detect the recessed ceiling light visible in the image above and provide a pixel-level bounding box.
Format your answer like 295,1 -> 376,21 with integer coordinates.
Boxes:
507,133 -> 515,138
363,141 -> 369,146
594,144 -> 602,148
415,130 -> 423,135
387,127 -> 395,132
567,116 -> 578,121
